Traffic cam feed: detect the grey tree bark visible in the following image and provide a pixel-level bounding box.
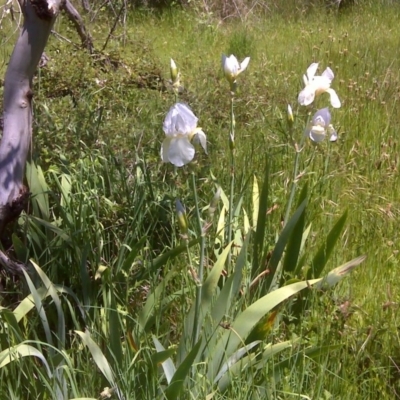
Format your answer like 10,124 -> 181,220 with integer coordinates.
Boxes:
0,0 -> 64,264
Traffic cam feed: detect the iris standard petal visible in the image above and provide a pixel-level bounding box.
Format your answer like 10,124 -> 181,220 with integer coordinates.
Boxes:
306,63 -> 319,81
163,108 -> 174,136
240,57 -> 250,73
321,67 -> 334,82
223,54 -> 239,76
163,103 -> 198,136
174,103 -> 198,132
326,88 -> 341,108
168,137 -> 195,167
312,107 -> 331,126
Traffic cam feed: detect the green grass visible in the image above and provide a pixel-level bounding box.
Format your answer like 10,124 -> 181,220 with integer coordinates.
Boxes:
1,1 -> 400,398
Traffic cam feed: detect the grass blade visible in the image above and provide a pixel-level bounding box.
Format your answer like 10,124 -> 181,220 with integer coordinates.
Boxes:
308,210 -> 348,279
262,198 -> 307,293
0,344 -> 52,378
153,336 -> 176,384
75,330 -> 116,389
178,242 -> 233,364
21,269 -> 53,349
145,237 -> 201,279
26,162 -> 50,221
282,183 -> 308,275
214,340 -> 261,384
208,278 -> 320,380
165,339 -> 202,400
251,157 -> 269,278
31,261 -> 66,348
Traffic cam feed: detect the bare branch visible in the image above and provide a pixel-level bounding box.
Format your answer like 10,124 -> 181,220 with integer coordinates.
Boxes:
81,0 -> 90,12
101,1 -> 125,52
63,0 -> 94,53
0,249 -> 30,275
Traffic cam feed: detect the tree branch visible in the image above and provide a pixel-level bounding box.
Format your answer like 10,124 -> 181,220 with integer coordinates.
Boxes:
0,249 -> 30,275
81,0 -> 90,12
63,0 -> 94,53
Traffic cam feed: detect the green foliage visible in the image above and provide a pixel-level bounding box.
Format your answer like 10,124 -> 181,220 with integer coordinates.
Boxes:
1,1 -> 400,398
226,28 -> 257,61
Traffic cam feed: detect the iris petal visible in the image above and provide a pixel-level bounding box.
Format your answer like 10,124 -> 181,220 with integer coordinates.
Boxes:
163,103 -> 198,136
193,130 -> 207,154
312,108 -> 331,126
161,103 -> 207,167
309,125 -> 326,142
328,124 -> 338,142
321,67 -> 334,82
326,88 -> 341,108
240,57 -> 250,73
161,138 -> 171,163
168,137 -> 195,167
298,87 -> 316,106
306,63 -> 319,81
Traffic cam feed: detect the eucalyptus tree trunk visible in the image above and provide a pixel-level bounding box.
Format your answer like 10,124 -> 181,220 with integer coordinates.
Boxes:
0,0 -> 64,235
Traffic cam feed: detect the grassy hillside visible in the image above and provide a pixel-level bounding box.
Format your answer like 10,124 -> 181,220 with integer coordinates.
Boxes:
1,1 -> 400,398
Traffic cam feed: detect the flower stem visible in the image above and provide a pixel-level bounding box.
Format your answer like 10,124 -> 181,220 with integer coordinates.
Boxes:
227,93 -> 235,269
283,114 -> 308,226
191,172 -> 205,347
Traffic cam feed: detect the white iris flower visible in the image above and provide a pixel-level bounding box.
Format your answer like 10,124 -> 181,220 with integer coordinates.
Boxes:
161,103 -> 207,167
221,54 -> 250,85
298,63 -> 341,108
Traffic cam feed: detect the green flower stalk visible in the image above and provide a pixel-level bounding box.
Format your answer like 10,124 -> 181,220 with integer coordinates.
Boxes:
221,54 -> 250,268
208,186 -> 221,220
284,103 -> 304,226
191,173 -> 206,346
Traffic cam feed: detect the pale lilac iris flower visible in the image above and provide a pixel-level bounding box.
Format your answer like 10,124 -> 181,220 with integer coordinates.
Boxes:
304,108 -> 338,143
161,103 -> 207,167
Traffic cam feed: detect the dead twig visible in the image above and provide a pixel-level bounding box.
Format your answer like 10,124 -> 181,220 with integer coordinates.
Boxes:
0,249 -> 29,275
101,1 -> 125,52
63,0 -> 94,53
